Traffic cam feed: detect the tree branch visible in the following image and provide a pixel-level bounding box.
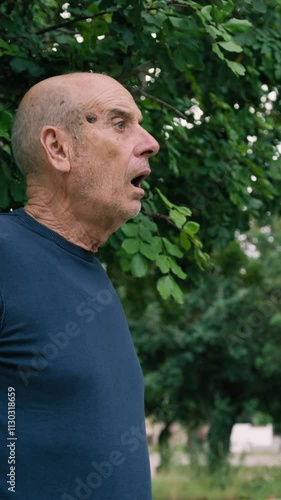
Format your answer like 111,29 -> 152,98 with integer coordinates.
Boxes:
168,3 -> 192,8
142,210 -> 172,224
142,210 -> 194,243
36,11 -> 107,35
142,210 -> 181,231
134,89 -> 189,121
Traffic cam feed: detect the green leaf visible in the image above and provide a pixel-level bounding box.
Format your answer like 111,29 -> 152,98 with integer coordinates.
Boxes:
140,241 -> 160,261
87,4 -> 100,14
213,5 -> 232,22
270,313 -> 281,327
10,58 -> 45,76
252,0 -> 267,13
195,248 -> 210,270
169,16 -> 190,31
131,253 -> 148,277
156,254 -> 170,274
155,190 -> 192,224
163,238 -> 184,258
0,110 -> 12,134
0,131 -> 9,140
0,179 -> 10,208
184,221 -> 200,234
2,144 -> 11,155
141,11 -> 166,28
170,278 -> 184,304
122,28 -> 135,46
139,225 -> 152,242
139,237 -> 163,263
1,163 -> 13,180
205,25 -> 223,39
218,41 -> 243,53
157,275 -> 184,303
0,38 -> 11,50
168,257 -> 187,279
177,206 -> 192,216
10,181 -> 26,202
212,43 -> 224,60
155,188 -> 174,209
169,209 -> 186,228
142,180 -> 150,190
180,232 -> 192,251
139,214 -> 158,232
226,60 -> 246,76
122,238 -> 139,254
121,223 -> 138,237
109,232 -> 122,250
94,19 -> 109,36
173,0 -> 200,10
173,46 -> 187,71
0,38 -> 19,56
248,197 -> 264,210
119,256 -> 131,272
222,18 -> 252,33
157,275 -> 174,300
217,1 -> 234,18
150,236 -> 162,254
200,5 -> 212,22
9,57 -> 25,72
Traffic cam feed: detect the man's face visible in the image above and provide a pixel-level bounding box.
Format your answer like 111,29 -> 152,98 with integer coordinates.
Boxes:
68,76 -> 159,232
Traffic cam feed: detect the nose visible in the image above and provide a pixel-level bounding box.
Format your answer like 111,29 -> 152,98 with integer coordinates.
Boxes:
134,127 -> 160,158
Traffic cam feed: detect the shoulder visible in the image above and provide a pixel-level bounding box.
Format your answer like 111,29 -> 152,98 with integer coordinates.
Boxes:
0,211 -> 29,334
0,210 -> 24,249
0,213 -> 12,332
0,210 -> 17,228
0,209 -> 33,267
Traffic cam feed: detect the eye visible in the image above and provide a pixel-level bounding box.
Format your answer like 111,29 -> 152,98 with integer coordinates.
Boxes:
114,120 -> 125,130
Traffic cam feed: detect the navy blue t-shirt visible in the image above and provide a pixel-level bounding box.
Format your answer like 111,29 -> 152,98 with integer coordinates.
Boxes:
0,208 -> 152,500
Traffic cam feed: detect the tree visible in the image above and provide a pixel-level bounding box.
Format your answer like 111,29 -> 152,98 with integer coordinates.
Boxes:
1,0 -> 281,469
128,216 -> 281,468
1,0 -> 281,302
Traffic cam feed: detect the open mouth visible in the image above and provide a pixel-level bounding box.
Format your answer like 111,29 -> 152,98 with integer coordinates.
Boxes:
130,169 -> 150,188
131,174 -> 146,188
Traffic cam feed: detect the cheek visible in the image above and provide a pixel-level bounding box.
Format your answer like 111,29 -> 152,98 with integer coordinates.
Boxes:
103,146 -> 129,178
106,147 -> 118,160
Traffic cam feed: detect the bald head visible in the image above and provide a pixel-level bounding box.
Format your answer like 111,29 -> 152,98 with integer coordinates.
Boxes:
11,73 -> 131,176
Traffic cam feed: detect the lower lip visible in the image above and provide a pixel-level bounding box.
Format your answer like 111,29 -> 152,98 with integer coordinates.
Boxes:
131,184 -> 145,196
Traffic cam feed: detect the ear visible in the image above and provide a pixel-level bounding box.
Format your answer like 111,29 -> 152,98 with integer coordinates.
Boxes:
40,126 -> 71,173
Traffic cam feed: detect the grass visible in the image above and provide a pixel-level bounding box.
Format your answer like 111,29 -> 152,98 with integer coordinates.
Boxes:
152,465 -> 281,499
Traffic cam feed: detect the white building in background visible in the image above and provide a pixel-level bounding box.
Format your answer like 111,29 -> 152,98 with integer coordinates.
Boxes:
230,423 -> 273,453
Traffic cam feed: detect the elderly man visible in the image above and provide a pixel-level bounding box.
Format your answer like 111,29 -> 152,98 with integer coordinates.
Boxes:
0,73 -> 159,500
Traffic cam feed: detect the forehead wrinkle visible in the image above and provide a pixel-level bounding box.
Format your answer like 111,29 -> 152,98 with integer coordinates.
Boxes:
74,87 -> 143,124
106,108 -> 143,124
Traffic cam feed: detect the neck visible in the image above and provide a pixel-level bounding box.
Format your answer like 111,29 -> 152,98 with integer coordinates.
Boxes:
24,183 -> 108,253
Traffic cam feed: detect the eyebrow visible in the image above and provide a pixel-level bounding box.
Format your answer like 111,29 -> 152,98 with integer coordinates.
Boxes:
106,108 -> 143,124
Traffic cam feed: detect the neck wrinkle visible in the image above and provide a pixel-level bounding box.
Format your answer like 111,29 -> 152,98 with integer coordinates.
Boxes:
23,200 -> 103,254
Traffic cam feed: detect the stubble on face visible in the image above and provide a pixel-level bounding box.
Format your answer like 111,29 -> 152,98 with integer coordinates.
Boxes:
67,79 -> 149,230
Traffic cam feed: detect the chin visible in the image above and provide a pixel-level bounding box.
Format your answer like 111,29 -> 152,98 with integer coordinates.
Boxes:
125,203 -> 142,221
110,202 -> 141,234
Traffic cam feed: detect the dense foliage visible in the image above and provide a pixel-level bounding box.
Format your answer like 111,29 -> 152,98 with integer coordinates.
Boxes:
1,0 -> 281,466
1,0 -> 281,301
130,218 -> 281,465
